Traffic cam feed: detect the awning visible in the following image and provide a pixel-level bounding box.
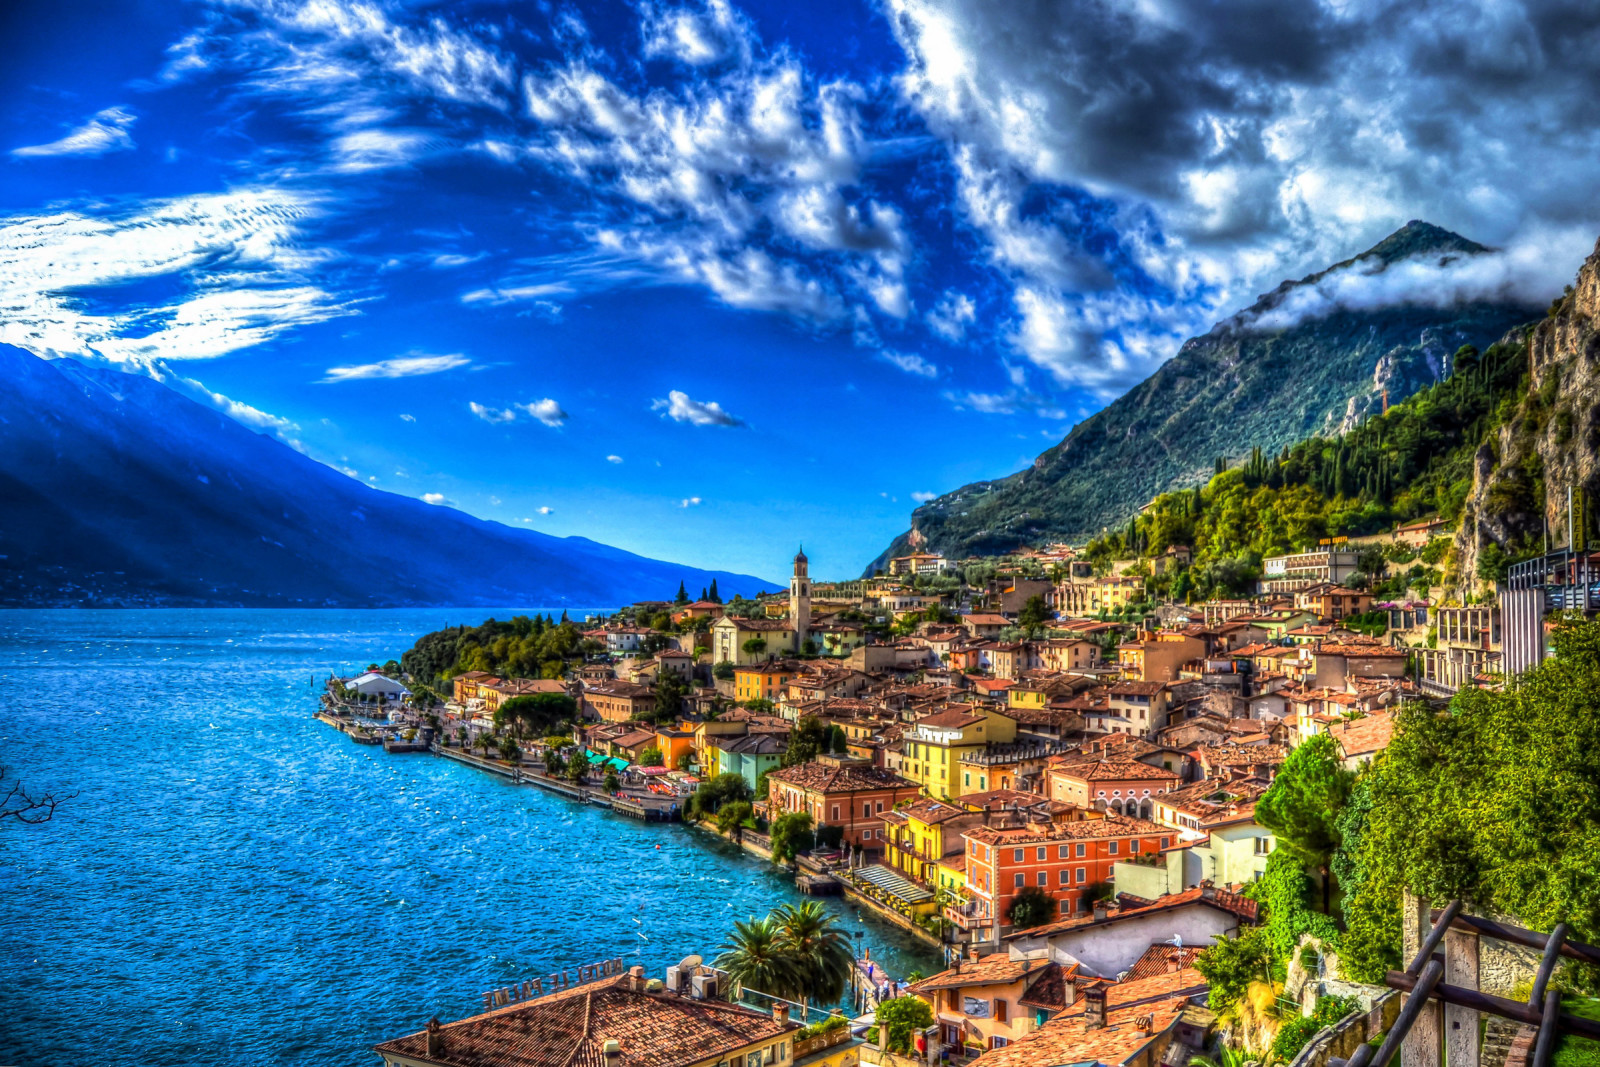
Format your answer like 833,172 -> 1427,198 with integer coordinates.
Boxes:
853,864 -> 934,904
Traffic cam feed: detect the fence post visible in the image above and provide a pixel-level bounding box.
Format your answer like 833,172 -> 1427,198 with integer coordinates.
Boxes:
1403,893 -> 1442,1067
1446,927 -> 1482,1067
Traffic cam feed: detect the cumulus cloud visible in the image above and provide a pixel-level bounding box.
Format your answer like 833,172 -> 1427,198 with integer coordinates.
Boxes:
12,107 -> 138,158
606,454 -> 624,463
131,360 -> 302,447
536,505 -> 554,514
911,491 -> 938,502
422,493 -> 450,505
324,353 -> 470,382
680,496 -> 703,507
878,350 -> 939,379
467,397 -> 568,426
641,0 -> 755,66
654,389 -> 745,427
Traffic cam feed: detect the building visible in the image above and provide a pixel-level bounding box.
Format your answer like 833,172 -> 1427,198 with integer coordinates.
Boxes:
733,660 -> 803,703
1261,548 -> 1360,592
889,552 -> 951,577
372,965 -> 799,1067
908,956 -> 1076,1055
959,812 -> 1173,943
706,732 -> 788,793
1003,886 -> 1258,978
880,796 -> 980,886
1117,632 -> 1206,684
710,617 -> 797,666
671,600 -> 725,625
1417,605 -> 1501,696
766,755 -> 921,853
346,670 -> 411,702
1325,710 -> 1396,770
902,706 -> 1019,799
584,681 -> 657,723
1046,758 -> 1180,816
1117,778 -> 1276,896
789,547 -> 812,649
1294,584 -> 1373,620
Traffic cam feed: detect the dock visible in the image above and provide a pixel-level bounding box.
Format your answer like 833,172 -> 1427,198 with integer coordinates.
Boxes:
429,746 -> 680,821
796,874 -> 842,896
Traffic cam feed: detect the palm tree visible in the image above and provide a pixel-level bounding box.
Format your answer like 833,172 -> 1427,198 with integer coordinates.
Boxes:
716,917 -> 793,1000
771,901 -> 854,1008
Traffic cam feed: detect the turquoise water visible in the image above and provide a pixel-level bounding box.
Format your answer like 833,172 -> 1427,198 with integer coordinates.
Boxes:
0,610 -> 937,1066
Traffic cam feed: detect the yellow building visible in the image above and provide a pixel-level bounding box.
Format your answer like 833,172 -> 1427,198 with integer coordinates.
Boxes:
900,706 -> 1018,799
1097,575 -> 1145,610
880,797 -> 978,885
734,661 -> 801,702
1117,631 -> 1207,683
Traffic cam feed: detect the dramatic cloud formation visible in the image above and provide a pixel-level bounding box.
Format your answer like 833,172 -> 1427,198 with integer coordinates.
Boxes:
11,107 -> 138,158
655,390 -> 745,427
324,353 -> 470,382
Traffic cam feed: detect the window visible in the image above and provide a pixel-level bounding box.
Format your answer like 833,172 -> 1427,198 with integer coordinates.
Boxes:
1059,869 -> 1071,884
964,773 -> 971,786
1255,837 -> 1273,855
994,1000 -> 1009,1023
1013,848 -> 1025,863
831,804 -> 840,821
1037,871 -> 1047,886
1161,837 -> 1170,848
1131,840 -> 1141,854
1014,873 -> 1025,888
863,829 -> 873,840
863,803 -> 871,818
1058,844 -> 1069,859
1076,843 -> 1085,858
992,1036 -> 1010,1048
1076,867 -> 1086,883
1036,846 -> 1047,862
876,801 -> 884,814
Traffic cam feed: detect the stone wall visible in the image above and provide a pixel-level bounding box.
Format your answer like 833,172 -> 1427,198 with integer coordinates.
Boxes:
1286,991 -> 1403,1067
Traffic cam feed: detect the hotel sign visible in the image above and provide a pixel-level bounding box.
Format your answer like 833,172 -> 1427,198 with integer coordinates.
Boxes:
482,957 -> 626,1010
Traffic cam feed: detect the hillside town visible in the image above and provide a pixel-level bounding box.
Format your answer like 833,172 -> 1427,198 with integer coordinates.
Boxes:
355,531 -> 1600,1067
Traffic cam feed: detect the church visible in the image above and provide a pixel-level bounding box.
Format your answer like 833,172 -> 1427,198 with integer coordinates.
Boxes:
709,547 -> 812,666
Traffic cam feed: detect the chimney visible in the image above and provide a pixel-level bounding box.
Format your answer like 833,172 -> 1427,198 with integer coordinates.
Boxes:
1084,987 -> 1107,1030
773,1004 -> 790,1025
425,1018 -> 442,1058
1135,1014 -> 1153,1036
953,957 -> 963,974
629,965 -> 647,991
1092,901 -> 1108,921
969,947 -> 981,962
603,1039 -> 622,1066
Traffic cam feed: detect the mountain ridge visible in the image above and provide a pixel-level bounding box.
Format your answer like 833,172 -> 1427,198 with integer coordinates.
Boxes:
0,347 -> 776,607
869,221 -> 1542,573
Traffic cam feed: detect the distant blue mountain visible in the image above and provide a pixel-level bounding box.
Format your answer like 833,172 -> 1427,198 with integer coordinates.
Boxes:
0,346 -> 776,607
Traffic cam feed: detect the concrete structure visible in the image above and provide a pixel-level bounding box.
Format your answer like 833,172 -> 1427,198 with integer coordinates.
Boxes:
1003,886 -> 1256,978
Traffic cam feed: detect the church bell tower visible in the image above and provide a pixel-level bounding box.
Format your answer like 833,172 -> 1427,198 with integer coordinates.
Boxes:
790,546 -> 811,649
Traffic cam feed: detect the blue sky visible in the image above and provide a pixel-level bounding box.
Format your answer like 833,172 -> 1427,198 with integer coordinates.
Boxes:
4,0 -> 1599,581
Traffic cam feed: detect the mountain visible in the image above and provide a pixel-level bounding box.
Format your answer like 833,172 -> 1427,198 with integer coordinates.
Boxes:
0,347 -> 776,607
870,221 -> 1544,572
1453,234 -> 1600,594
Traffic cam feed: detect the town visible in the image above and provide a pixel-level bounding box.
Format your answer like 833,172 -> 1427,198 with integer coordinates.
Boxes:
330,534 -> 1600,1067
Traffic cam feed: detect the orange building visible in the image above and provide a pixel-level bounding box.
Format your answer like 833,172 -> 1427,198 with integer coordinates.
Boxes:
766,755 -> 920,853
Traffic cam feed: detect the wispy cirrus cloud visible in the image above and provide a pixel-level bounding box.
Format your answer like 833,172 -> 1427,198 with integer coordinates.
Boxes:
11,107 -> 138,158
324,353 -> 470,382
654,389 -> 745,427
878,350 -> 939,379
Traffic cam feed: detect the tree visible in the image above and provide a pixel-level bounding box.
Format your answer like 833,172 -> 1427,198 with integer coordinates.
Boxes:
771,901 -> 854,1007
691,772 -> 753,816
676,581 -> 689,605
545,750 -> 566,777
1194,926 -> 1275,1012
876,997 -> 933,1054
1018,594 -> 1051,636
603,769 -> 620,793
638,745 -> 664,767
1007,887 -> 1057,931
828,724 -> 849,755
709,578 -> 721,603
654,671 -> 686,723
0,767 -> 75,823
782,716 -> 831,767
741,637 -> 768,656
769,811 -> 815,862
713,661 -> 736,680
566,751 -> 591,783
1250,849 -> 1341,964
676,751 -> 693,773
495,692 -> 577,737
716,916 -> 794,998
1255,733 -> 1352,908
716,800 -> 753,836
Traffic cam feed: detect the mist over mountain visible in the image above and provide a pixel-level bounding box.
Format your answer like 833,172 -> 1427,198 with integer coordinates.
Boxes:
870,221 -> 1547,572
0,347 -> 775,607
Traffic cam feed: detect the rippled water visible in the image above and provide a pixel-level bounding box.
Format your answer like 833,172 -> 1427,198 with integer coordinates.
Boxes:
0,610 -> 937,1067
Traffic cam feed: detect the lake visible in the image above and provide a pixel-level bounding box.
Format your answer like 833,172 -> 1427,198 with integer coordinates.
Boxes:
0,609 -> 938,1066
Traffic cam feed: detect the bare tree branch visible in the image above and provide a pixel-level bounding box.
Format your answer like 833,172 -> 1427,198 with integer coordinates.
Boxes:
0,766 -> 76,824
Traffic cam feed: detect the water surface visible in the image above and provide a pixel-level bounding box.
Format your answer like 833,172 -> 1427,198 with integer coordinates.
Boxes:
0,609 -> 936,1066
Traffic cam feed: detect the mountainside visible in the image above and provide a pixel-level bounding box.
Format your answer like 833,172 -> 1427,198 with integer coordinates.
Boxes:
0,347 -> 775,607
870,221 -> 1544,572
1454,235 -> 1600,595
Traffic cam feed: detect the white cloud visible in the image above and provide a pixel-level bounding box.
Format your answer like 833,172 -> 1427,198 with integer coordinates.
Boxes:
536,505 -> 555,514
460,282 -> 573,306
0,188 -> 353,363
927,291 -> 977,342
641,0 -> 755,66
519,398 -> 568,427
467,397 -> 568,426
399,413 -> 416,422
469,402 -> 517,423
324,353 -> 470,382
432,251 -> 486,269
911,491 -> 938,502
606,454 -> 624,463
422,493 -> 449,505
680,496 -> 703,507
878,350 -> 939,379
12,107 -> 138,158
653,389 -> 745,427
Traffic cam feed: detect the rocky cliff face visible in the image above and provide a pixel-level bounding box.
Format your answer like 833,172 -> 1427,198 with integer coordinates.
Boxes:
1453,238 -> 1600,596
